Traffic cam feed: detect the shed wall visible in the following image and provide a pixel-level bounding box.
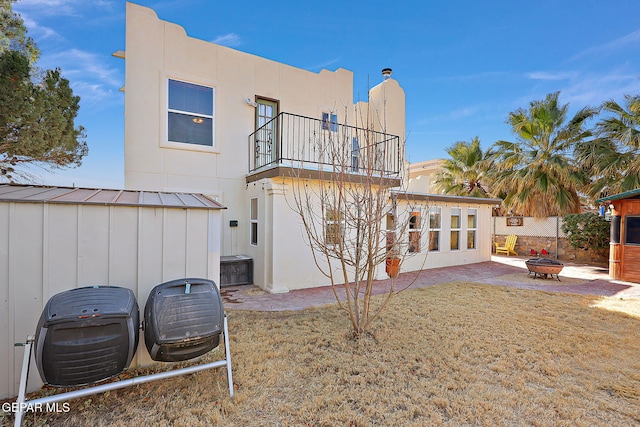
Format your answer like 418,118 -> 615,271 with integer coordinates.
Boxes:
0,202 -> 221,399
619,199 -> 640,283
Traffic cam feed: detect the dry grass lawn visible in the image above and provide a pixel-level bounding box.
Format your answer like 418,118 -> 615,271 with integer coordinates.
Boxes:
5,282 -> 640,426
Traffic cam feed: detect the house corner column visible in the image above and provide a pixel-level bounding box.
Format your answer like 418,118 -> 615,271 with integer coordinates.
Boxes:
609,204 -> 621,280
264,180 -> 289,294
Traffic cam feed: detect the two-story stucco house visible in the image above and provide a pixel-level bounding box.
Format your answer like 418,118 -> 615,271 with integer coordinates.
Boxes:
121,2 -> 500,293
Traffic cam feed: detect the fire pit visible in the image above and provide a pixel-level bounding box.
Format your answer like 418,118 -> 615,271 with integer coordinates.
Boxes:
526,258 -> 564,281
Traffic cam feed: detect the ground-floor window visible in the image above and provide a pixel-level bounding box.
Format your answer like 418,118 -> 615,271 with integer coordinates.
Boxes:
467,209 -> 477,249
451,208 -> 461,250
250,198 -> 258,246
408,210 -> 421,253
429,206 -> 441,252
626,216 -> 640,245
325,208 -> 343,246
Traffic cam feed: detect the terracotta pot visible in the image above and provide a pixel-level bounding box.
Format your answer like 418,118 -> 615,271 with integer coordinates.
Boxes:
386,258 -> 401,278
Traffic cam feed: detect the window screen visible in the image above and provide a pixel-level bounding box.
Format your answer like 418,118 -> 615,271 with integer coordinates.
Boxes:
168,79 -> 214,146
626,216 -> 640,245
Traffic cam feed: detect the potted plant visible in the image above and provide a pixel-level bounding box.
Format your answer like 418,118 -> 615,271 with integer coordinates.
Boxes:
385,256 -> 401,278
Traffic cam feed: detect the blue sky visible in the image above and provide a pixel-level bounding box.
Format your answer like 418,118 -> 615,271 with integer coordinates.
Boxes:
12,0 -> 640,189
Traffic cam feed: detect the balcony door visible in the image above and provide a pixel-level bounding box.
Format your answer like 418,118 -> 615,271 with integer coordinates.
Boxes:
255,98 -> 278,168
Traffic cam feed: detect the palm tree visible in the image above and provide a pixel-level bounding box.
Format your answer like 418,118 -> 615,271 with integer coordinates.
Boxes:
433,136 -> 492,198
575,94 -> 640,198
490,92 -> 597,217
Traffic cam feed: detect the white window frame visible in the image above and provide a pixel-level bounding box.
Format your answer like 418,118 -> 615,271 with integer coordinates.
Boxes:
325,208 -> 344,246
351,137 -> 360,172
408,210 -> 422,253
625,216 -> 640,245
250,198 -> 258,246
166,78 -> 215,150
322,112 -> 338,132
467,208 -> 477,250
451,208 -> 461,251
428,206 -> 441,252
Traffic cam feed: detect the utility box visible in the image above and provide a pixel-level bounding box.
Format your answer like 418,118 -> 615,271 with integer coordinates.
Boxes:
144,278 -> 224,362
34,286 -> 140,387
220,255 -> 253,287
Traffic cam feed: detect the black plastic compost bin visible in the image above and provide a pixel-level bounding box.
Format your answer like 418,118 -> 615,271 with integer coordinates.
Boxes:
34,286 -> 140,387
144,278 -> 224,362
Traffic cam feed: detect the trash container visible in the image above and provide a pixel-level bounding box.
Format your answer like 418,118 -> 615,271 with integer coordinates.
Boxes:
34,286 -> 140,387
144,278 -> 224,362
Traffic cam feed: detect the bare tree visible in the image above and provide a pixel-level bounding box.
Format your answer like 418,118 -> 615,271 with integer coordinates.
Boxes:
287,105 -> 428,337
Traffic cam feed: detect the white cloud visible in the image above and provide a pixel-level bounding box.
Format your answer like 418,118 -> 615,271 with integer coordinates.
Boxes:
416,104 -> 484,126
569,28 -> 640,63
435,71 -> 510,82
36,49 -> 123,108
15,0 -> 113,16
42,49 -> 120,86
14,13 -> 60,41
527,71 -> 575,81
15,0 -> 79,16
560,72 -> 640,106
212,33 -> 241,47
307,57 -> 342,71
72,81 -> 120,107
511,66 -> 640,113
14,0 -> 116,24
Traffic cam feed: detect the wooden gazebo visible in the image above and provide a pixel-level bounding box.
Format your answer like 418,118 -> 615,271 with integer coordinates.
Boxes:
597,189 -> 640,283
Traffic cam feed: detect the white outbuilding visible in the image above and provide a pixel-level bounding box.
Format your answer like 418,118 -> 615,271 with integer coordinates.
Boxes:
0,184 -> 225,399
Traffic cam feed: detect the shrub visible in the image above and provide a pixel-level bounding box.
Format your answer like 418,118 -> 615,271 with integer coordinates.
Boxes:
561,213 -> 610,254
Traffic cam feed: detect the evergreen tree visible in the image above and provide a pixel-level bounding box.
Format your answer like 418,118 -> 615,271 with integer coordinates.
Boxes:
0,0 -> 86,180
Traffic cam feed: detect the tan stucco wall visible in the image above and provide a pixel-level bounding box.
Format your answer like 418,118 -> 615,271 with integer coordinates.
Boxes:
122,3 -> 492,294
123,3 -> 408,292
400,203 -> 494,272
124,3 -> 370,257
407,159 -> 443,193
243,176 -> 494,292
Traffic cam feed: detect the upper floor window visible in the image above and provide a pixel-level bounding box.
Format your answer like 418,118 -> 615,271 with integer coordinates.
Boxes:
351,137 -> 360,172
168,79 -> 214,147
322,112 -> 338,132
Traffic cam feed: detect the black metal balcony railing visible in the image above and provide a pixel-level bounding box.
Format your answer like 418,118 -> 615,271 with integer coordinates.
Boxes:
248,112 -> 401,176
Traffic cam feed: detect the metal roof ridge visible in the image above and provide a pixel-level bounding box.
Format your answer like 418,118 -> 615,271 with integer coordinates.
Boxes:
48,187 -> 81,202
111,190 -> 125,204
83,189 -> 103,202
0,184 -> 37,196
174,192 -> 192,207
596,188 -> 640,203
195,194 -> 225,208
0,184 -> 226,209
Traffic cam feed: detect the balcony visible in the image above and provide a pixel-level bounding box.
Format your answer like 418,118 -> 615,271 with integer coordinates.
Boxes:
247,112 -> 402,186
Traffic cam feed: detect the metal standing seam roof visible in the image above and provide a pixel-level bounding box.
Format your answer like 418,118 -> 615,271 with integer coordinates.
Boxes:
0,184 -> 226,210
391,190 -> 503,206
596,188 -> 640,203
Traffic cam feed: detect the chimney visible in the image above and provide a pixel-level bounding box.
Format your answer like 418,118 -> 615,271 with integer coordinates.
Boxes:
382,68 -> 392,81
